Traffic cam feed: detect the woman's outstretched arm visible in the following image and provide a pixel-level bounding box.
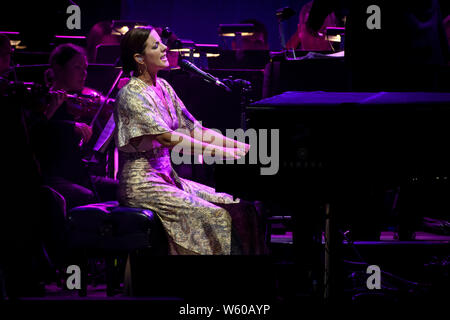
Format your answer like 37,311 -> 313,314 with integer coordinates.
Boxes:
129,130 -> 247,160
189,126 -> 251,153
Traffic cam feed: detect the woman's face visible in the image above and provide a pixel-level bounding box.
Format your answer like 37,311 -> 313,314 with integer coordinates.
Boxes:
54,53 -> 87,92
136,29 -> 169,74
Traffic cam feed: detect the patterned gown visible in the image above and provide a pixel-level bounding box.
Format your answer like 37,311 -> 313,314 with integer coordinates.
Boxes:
114,76 -> 242,255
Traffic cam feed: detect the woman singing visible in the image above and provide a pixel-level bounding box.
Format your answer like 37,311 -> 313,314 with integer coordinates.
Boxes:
114,26 -> 267,255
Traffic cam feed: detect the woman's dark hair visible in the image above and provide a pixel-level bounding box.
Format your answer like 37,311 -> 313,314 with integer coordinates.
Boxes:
49,43 -> 86,68
120,26 -> 154,75
45,43 -> 86,86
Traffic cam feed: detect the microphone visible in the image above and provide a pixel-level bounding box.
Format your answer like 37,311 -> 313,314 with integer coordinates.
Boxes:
179,59 -> 231,92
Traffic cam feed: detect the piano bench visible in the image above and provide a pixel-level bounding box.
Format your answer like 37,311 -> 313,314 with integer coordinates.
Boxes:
67,201 -> 168,297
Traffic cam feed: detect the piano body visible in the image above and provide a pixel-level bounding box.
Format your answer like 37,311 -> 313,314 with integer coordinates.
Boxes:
215,91 -> 450,202
214,90 -> 450,299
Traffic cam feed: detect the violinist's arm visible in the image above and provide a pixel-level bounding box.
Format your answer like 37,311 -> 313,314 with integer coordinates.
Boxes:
44,90 -> 66,120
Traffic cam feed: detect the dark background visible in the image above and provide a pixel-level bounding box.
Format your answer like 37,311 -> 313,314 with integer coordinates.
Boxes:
1,0 -> 449,52
1,0 -> 309,51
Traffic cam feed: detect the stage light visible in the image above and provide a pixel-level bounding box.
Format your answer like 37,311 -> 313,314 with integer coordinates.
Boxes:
0,31 -> 25,49
220,32 -> 254,37
111,20 -> 149,36
323,27 -> 345,43
113,26 -> 129,35
218,24 -> 255,38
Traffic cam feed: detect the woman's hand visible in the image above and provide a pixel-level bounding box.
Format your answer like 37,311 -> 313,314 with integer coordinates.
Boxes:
219,147 -> 247,160
74,122 -> 93,144
235,141 -> 251,154
45,89 -> 66,119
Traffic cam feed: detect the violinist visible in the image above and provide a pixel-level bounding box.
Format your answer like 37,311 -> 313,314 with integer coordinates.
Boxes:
32,43 -> 118,210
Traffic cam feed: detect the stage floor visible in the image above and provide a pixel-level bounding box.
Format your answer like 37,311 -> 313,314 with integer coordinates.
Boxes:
12,229 -> 447,301
271,231 -> 450,244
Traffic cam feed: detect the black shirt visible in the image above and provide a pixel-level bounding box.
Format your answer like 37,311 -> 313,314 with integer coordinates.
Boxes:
32,100 -> 88,186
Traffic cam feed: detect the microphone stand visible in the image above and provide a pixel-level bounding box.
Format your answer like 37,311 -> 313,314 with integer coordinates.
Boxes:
179,59 -> 252,127
179,58 -> 232,93
221,77 -> 252,129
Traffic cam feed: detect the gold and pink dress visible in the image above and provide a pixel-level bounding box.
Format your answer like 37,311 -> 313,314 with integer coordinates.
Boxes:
114,76 -> 245,255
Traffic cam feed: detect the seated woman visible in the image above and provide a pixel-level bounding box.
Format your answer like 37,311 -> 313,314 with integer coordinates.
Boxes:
33,43 -> 118,210
114,26 -> 267,255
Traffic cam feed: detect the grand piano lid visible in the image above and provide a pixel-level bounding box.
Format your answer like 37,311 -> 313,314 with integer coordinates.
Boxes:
249,91 -> 450,110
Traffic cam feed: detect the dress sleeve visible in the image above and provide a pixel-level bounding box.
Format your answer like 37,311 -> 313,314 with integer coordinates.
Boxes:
160,78 -> 202,132
114,81 -> 172,150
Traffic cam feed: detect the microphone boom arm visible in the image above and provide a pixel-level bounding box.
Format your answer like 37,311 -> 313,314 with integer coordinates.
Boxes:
179,59 -> 231,92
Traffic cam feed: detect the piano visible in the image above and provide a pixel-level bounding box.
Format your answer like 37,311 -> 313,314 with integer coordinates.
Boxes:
215,91 -> 450,202
214,90 -> 450,300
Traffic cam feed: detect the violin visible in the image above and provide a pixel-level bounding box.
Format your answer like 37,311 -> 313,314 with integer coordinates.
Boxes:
64,87 -> 115,127
57,86 -> 116,156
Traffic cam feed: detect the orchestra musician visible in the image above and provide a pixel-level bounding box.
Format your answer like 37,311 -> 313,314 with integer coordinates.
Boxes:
285,0 -> 338,51
32,43 -> 118,211
86,20 -> 121,63
232,19 -> 269,51
1,33 -> 52,298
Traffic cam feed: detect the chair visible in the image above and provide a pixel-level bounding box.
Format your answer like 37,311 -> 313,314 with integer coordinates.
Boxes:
67,201 -> 168,296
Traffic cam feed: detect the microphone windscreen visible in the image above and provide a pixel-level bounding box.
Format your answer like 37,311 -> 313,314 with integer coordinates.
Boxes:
179,59 -> 194,70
